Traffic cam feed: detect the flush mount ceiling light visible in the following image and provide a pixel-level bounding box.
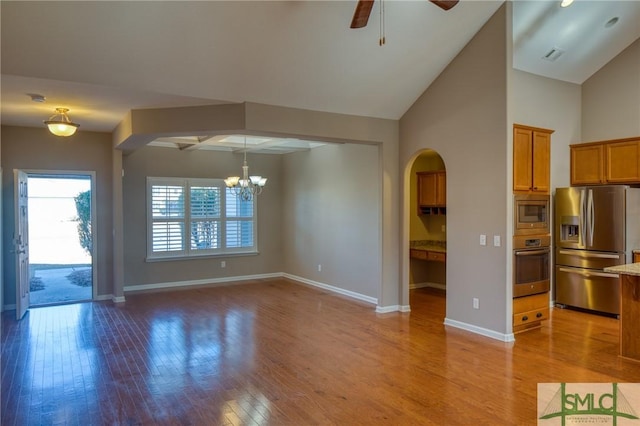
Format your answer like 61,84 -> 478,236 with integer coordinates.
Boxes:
224,137 -> 267,201
560,0 -> 574,7
44,107 -> 79,137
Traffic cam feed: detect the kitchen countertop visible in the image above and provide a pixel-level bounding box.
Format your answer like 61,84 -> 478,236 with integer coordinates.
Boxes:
410,240 -> 446,253
604,263 -> 640,277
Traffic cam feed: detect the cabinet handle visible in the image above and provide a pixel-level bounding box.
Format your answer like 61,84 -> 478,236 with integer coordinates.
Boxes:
522,315 -> 528,321
536,312 -> 543,318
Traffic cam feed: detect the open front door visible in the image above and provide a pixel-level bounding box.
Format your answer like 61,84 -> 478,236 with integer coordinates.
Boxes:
14,170 -> 29,320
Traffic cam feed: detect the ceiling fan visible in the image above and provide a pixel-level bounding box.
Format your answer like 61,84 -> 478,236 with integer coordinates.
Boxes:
350,0 -> 459,29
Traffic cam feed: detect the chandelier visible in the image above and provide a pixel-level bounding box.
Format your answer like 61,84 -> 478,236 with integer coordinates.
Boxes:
44,107 -> 80,137
224,137 -> 267,201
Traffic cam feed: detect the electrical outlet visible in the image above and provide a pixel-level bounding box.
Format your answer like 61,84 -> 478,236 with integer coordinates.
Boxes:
221,260 -> 226,268
318,264 -> 322,272
493,235 -> 501,247
473,298 -> 480,309
479,234 -> 487,246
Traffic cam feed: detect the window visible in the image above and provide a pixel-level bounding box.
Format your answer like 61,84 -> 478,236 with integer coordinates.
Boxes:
147,177 -> 256,259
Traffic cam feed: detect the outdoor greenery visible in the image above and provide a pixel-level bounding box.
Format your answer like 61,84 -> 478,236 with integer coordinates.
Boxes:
67,269 -> 92,287
30,276 -> 45,292
74,190 -> 92,255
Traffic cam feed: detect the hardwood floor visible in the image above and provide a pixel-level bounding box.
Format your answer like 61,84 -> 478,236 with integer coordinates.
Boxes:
2,279 -> 640,425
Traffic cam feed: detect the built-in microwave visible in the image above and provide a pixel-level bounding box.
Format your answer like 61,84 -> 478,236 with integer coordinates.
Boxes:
514,194 -> 550,235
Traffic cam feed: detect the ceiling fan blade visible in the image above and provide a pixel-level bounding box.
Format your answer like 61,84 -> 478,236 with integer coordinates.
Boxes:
429,0 -> 459,11
350,0 -> 375,29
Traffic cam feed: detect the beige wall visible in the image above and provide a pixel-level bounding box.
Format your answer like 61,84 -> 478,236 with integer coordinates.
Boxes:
282,143 -> 380,299
400,5 -> 509,335
1,126 -> 114,304
582,38 -> 640,142
122,145 -> 283,287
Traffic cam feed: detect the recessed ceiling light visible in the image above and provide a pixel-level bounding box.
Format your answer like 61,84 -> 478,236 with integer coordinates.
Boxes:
560,0 -> 574,8
605,17 -> 619,28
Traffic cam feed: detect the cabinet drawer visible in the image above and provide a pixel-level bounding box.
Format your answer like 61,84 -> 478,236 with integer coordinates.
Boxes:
427,251 -> 446,262
513,292 -> 549,314
513,307 -> 549,326
410,249 -> 427,260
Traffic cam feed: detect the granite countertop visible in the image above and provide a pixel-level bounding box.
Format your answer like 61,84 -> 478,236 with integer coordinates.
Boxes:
410,240 -> 446,253
604,263 -> 640,277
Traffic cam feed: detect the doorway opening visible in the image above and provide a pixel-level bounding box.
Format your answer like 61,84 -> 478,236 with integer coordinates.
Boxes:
27,173 -> 95,306
408,150 -> 447,317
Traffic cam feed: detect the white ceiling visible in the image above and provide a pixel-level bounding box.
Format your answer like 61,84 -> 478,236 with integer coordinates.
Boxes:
1,1 -> 639,151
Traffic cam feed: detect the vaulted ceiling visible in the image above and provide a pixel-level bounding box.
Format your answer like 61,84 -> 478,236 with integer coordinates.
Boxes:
2,1 -> 639,149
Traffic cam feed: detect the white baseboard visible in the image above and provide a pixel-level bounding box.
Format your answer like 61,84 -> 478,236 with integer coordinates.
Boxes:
283,273 -> 378,306
112,295 -> 126,303
94,294 -> 113,302
124,273 -> 281,294
375,304 -> 411,313
444,317 -> 515,343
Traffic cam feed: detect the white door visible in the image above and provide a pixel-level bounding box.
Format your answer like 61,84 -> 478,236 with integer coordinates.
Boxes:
14,170 -> 29,320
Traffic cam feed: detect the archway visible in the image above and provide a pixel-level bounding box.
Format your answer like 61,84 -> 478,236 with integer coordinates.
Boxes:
405,149 -> 447,315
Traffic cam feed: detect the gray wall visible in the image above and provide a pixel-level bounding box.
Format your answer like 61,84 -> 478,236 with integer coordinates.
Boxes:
400,5 -> 509,334
1,125 -> 114,304
282,143 -> 380,299
122,145 -> 283,287
582,38 -> 640,142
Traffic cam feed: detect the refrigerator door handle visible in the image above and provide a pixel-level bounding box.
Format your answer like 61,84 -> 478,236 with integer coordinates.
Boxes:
557,250 -> 621,259
558,267 -> 619,279
588,189 -> 595,247
579,189 -> 586,246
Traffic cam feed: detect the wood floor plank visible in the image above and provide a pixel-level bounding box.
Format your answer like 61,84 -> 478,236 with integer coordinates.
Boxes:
2,279 -> 640,425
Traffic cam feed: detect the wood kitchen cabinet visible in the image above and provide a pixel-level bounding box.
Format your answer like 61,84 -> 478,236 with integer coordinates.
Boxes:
513,292 -> 549,334
513,124 -> 553,194
606,139 -> 640,183
571,143 -> 604,185
570,137 -> 640,185
417,171 -> 446,214
410,249 -> 446,262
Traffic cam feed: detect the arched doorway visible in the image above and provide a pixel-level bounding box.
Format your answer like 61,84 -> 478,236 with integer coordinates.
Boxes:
407,149 -> 447,315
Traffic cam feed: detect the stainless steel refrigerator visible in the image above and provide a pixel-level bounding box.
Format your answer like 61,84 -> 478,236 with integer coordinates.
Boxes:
554,185 -> 640,315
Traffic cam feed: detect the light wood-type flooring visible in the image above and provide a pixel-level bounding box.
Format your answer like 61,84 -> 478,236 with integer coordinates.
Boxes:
2,278 -> 640,425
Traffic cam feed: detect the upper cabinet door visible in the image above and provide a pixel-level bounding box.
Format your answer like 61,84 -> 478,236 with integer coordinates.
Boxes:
417,171 -> 446,207
571,144 -> 604,185
532,131 -> 550,193
606,140 -> 640,183
513,127 -> 533,192
513,125 -> 552,194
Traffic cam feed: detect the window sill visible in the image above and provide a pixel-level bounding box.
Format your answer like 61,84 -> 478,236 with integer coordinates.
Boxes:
146,251 -> 259,262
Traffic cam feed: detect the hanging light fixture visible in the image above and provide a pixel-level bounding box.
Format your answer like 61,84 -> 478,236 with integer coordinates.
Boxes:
44,107 -> 79,137
224,137 -> 267,201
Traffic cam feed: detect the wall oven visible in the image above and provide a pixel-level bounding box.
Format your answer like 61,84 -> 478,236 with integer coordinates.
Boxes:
513,235 -> 551,298
514,194 -> 550,235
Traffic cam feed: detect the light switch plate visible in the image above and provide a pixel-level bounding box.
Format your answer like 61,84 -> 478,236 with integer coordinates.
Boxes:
493,235 -> 501,247
480,234 -> 487,246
